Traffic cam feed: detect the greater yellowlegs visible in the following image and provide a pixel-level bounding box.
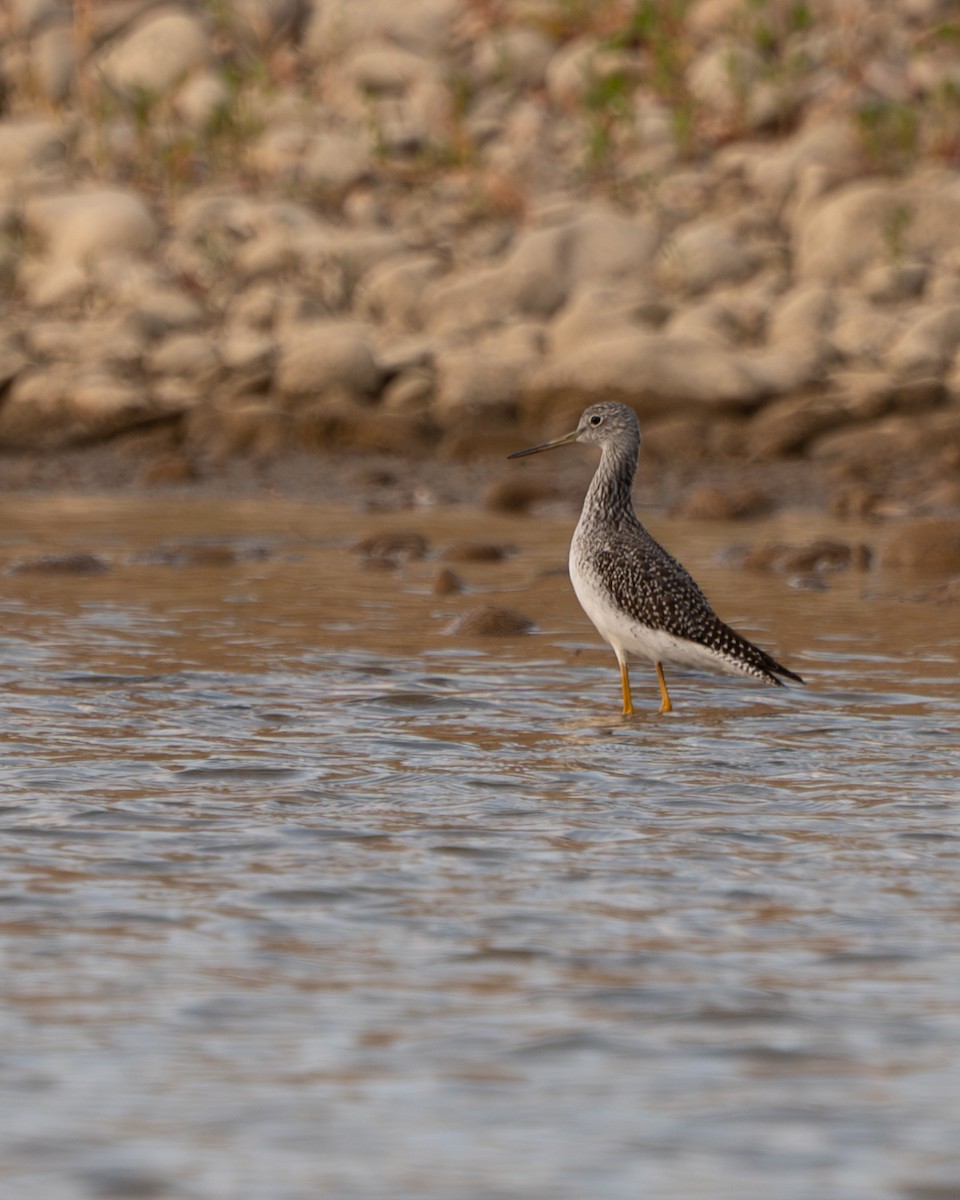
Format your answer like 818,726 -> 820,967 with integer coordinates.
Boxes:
508,402 -> 803,715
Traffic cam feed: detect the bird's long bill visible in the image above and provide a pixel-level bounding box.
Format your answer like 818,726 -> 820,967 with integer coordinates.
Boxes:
507,428 -> 580,459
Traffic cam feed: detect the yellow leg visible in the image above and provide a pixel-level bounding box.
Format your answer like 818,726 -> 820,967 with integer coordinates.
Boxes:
655,661 -> 673,715
618,657 -> 634,716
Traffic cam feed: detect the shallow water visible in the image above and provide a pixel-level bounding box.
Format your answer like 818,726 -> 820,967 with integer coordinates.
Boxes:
1,495 -> 958,1200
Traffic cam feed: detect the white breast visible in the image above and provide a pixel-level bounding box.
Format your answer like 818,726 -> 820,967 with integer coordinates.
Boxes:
569,546 -> 752,679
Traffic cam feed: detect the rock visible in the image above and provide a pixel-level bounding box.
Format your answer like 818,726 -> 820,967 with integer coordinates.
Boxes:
0,338 -> 28,390
296,227 -> 407,302
26,315 -> 146,368
23,189 -> 158,265
550,282 -> 666,350
230,0 -> 304,48
432,567 -> 464,595
304,0 -> 460,58
300,131 -> 373,198
830,300 -> 902,364
730,118 -> 860,205
687,40 -> 763,115
173,71 -> 231,131
746,394 -> 856,458
145,334 -> 220,380
8,553 -> 109,576
811,410 -> 960,467
446,605 -> 535,636
440,543 -> 508,563
675,484 -> 772,520
885,306 -> 960,379
381,368 -> 434,414
794,174 -> 960,283
96,8 -> 211,96
660,219 -> 762,295
862,262 -> 928,304
140,542 -> 263,567
138,454 -> 199,486
544,36 -> 636,109
527,330 -> 770,414
666,301 -> 741,346
434,347 -> 535,418
483,477 -> 558,514
340,43 -> 434,94
767,284 -> 837,348
8,0 -> 65,36
354,254 -> 446,331
0,367 -> 192,448
132,288 -> 206,337
0,116 -> 67,178
186,401 -> 289,461
472,27 -> 555,88
880,519 -> 960,573
423,207 -> 659,333
26,25 -> 76,103
219,329 -> 275,376
275,321 -> 382,400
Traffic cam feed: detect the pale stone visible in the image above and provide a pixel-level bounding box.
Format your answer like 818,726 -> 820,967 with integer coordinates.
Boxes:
551,283 -> 666,351
355,255 -> 446,331
687,41 -> 763,112
0,116 -> 67,176
24,189 -> 158,264
746,395 -> 858,458
19,259 -> 89,309
885,306 -> 960,379
145,334 -> 220,379
133,288 -> 206,336
729,118 -> 861,205
26,317 -> 146,367
304,0 -> 461,58
275,321 -> 383,399
30,25 -> 76,103
174,71 -> 231,130
9,0 -> 66,35
472,27 -> 555,88
434,347 -> 536,416
767,284 -> 837,347
97,8 -> 211,96
527,331 -> 770,413
830,302 -> 903,364
219,330 -> 275,375
660,219 -> 762,295
862,262 -> 928,304
301,131 -> 372,196
0,367 -> 193,447
667,301 -> 741,346
341,44 -> 434,94
794,174 -> 960,284
544,36 -> 634,108
381,368 -> 434,414
424,207 -> 659,333
231,0 -> 304,47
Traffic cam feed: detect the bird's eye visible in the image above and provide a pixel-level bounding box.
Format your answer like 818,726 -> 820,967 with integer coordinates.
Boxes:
589,414 -> 603,427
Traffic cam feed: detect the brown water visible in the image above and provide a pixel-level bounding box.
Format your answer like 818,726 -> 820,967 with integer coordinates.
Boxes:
1,495 -> 958,1200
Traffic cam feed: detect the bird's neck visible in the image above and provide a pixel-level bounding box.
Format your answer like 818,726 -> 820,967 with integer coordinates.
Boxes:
582,440 -> 639,527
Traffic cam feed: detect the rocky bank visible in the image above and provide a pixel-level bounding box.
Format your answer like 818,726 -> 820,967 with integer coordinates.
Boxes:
1,0 -> 960,523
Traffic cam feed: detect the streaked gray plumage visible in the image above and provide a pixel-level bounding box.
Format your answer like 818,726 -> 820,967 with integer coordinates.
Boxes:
509,401 -> 803,713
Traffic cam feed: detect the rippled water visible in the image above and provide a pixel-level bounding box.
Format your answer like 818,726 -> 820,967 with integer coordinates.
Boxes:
1,496 -> 958,1200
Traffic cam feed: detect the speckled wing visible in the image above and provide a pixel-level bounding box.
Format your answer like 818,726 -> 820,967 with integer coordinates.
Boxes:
588,532 -> 803,685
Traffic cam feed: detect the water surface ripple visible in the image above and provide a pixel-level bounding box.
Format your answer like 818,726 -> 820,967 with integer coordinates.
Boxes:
1,498 -> 958,1200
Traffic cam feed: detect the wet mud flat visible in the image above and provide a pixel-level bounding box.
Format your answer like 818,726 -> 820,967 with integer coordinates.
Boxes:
0,494 -> 958,1200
